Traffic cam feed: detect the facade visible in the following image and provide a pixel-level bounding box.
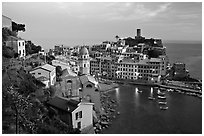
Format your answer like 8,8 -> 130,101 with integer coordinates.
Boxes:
6,36 -> 26,58
60,69 -> 80,97
29,64 -> 56,86
79,75 -> 101,113
47,96 -> 94,132
78,47 -> 90,75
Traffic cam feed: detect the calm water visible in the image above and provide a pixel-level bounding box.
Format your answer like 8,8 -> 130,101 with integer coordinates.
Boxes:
102,85 -> 202,134
164,42 -> 202,80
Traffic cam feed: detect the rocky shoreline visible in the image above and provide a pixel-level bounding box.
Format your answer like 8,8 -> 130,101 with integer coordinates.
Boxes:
93,83 -> 120,134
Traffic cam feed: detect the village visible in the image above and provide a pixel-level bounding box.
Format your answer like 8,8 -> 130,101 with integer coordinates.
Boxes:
2,14 -> 202,134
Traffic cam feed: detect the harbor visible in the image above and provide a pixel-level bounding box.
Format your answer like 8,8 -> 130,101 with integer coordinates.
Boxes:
101,84 -> 202,134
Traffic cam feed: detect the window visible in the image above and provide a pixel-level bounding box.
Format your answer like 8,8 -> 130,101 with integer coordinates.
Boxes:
77,122 -> 81,129
84,64 -> 86,67
38,73 -> 41,75
95,89 -> 99,92
19,42 -> 21,47
75,111 -> 82,120
86,84 -> 92,88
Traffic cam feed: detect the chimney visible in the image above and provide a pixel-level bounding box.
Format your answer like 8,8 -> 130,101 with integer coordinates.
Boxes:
137,29 -> 141,37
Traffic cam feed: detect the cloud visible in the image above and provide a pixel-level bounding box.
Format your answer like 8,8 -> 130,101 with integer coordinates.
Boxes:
53,2 -> 172,21
147,3 -> 171,17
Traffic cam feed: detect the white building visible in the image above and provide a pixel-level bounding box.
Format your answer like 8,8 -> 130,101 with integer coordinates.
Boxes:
47,96 -> 94,133
6,36 -> 26,59
78,47 -> 90,75
29,64 -> 56,86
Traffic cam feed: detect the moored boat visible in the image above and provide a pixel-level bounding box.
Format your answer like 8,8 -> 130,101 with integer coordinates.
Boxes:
148,96 -> 155,100
158,101 -> 167,105
158,96 -> 166,99
160,106 -> 168,110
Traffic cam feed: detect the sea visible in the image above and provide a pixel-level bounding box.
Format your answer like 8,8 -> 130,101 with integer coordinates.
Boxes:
164,42 -> 202,80
102,85 -> 202,134
101,42 -> 202,134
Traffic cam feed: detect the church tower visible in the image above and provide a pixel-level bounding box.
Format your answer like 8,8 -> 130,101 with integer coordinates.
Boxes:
78,46 -> 90,75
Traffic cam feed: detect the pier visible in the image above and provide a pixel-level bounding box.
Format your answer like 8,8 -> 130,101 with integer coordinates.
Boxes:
158,84 -> 202,95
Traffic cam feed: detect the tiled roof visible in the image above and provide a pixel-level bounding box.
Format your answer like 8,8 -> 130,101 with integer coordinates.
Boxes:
30,64 -> 56,72
62,68 -> 77,78
79,75 -> 98,85
41,64 -> 56,71
149,58 -> 162,62
36,76 -> 49,81
47,96 -> 80,112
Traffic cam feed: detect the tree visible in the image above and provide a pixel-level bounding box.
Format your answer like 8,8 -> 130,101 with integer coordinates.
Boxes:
12,21 -> 25,32
25,41 -> 42,55
147,49 -> 161,58
2,27 -> 17,42
2,45 -> 15,58
56,66 -> 63,82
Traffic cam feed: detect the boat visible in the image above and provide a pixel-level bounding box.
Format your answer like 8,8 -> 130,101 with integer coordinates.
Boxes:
158,101 -> 167,105
158,96 -> 166,99
135,87 -> 142,93
157,90 -> 165,96
137,90 -> 142,93
167,89 -> 173,92
148,96 -> 155,100
160,106 -> 168,110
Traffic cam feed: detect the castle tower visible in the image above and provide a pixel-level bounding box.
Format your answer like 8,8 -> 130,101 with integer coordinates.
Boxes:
78,46 -> 90,75
137,29 -> 141,37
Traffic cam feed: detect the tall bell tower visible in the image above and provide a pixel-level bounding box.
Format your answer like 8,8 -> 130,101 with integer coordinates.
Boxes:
78,46 -> 90,75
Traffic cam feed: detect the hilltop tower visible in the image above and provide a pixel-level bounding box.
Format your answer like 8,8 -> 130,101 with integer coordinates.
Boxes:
78,46 -> 90,75
137,29 -> 141,37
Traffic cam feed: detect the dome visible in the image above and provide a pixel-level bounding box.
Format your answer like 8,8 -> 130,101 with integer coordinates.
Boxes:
79,47 -> 89,55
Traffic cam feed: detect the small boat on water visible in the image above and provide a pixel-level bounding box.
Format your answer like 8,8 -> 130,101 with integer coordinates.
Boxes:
135,87 -> 142,93
160,106 -> 168,110
158,101 -> 167,105
167,89 -> 174,92
158,96 -> 166,99
148,96 -> 155,100
157,90 -> 165,96
137,90 -> 142,93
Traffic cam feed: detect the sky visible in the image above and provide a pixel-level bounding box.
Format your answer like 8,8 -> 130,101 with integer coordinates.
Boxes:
2,2 -> 202,49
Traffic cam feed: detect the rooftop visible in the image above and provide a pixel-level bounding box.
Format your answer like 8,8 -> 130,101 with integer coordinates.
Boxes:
30,63 -> 56,72
41,64 -> 56,71
79,75 -> 98,85
79,46 -> 89,55
47,96 -> 80,112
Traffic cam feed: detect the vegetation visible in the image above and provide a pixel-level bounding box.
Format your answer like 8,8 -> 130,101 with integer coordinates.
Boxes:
56,66 -> 63,82
147,49 -> 161,58
12,21 -> 25,32
2,26 -> 80,134
25,41 -> 42,55
2,67 -> 80,134
2,27 -> 17,42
